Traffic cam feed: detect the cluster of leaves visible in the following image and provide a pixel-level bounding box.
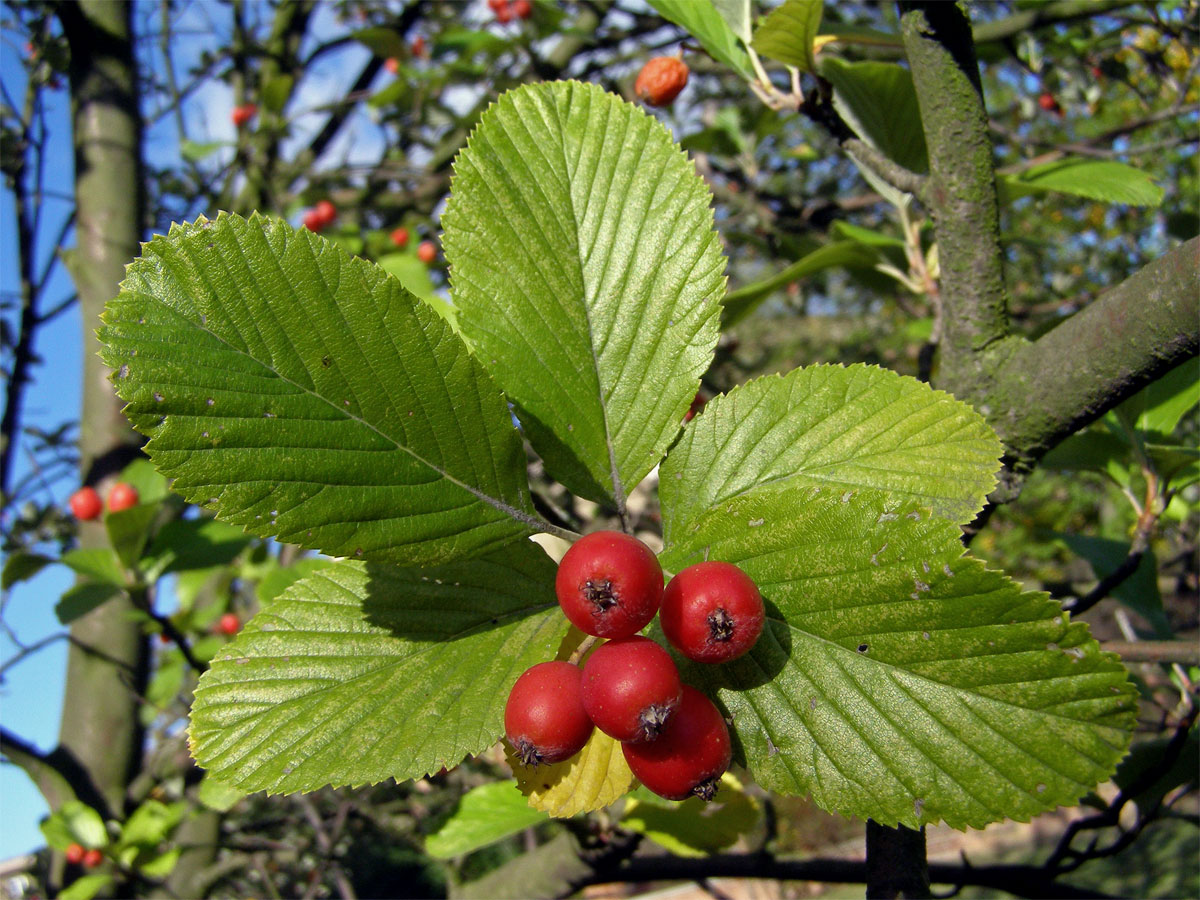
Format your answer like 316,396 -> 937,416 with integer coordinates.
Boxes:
97,79 -> 1138,836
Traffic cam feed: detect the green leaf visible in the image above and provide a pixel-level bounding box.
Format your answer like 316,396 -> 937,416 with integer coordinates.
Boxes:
1131,359 -> 1199,436
647,1 -> 755,79
1113,732 -> 1199,814
425,781 -> 549,859
137,848 -> 181,878
622,773 -> 759,856
831,220 -> 906,249
2,551 -> 54,590
140,517 -> 251,579
255,556 -> 337,606
60,548 -> 126,585
105,503 -> 160,569
661,365 -> 1002,529
443,82 -> 725,506
59,875 -> 112,900
1057,534 -> 1169,637
711,0 -> 751,42
260,74 -> 293,115
368,79 -> 409,109
819,58 -> 928,176
180,140 -> 227,163
658,486 -> 1137,830
352,26 -> 408,59
196,775 -> 245,813
56,582 -> 125,625
751,0 -> 824,73
119,800 -> 185,848
98,212 -> 541,567
376,252 -> 458,330
42,801 -> 107,848
189,543 -> 565,794
999,159 -> 1164,207
1040,430 -> 1131,480
722,242 -> 876,328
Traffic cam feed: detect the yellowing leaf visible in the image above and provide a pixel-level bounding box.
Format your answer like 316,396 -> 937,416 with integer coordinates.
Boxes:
508,730 -> 635,817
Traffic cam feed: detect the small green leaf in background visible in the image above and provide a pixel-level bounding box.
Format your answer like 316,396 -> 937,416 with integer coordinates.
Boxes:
99,212 -> 541,567
376,252 -> 458,330
999,158 -> 1164,207
59,874 -> 112,900
255,555 -> 337,606
647,0 -> 755,79
352,26 -> 408,59
39,800 -> 107,849
819,57 -> 929,175
2,551 -> 54,590
721,242 -> 877,328
622,773 -> 760,856
180,140 -> 228,163
119,799 -> 185,848
60,548 -> 126,585
444,82 -> 725,508
1057,534 -> 1169,637
260,74 -> 293,114
140,517 -> 251,580
751,0 -> 824,73
426,781 -> 549,859
832,220 -> 907,248
56,582 -> 125,626
1113,731 -> 1199,814
190,543 -> 565,794
105,503 -> 160,570
1123,358 -> 1199,437
711,0 -> 751,42
197,775 -> 246,813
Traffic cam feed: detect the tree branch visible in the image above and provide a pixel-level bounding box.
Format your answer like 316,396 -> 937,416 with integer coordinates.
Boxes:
988,238 -> 1199,474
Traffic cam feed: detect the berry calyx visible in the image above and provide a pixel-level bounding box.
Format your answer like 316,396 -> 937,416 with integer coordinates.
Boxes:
417,239 -> 437,265
581,636 -> 682,742
65,843 -> 85,865
69,486 -> 103,521
635,56 -> 689,108
555,531 -> 664,639
504,660 -> 593,766
390,226 -> 410,248
82,848 -> 104,868
661,561 -> 764,664
513,0 -> 533,19
622,685 -> 732,801
217,613 -> 240,636
231,103 -> 257,128
106,482 -> 139,513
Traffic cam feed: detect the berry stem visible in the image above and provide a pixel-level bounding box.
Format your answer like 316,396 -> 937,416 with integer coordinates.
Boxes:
567,635 -> 598,666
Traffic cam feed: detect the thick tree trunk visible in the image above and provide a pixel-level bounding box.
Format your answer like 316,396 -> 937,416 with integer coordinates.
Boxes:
56,0 -> 148,822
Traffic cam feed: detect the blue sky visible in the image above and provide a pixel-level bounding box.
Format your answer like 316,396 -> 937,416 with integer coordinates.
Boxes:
0,2 -> 390,858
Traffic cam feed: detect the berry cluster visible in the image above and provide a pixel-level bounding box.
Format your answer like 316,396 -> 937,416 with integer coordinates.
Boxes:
302,200 -> 337,233
68,481 -> 139,520
488,0 -> 533,24
505,531 -> 765,801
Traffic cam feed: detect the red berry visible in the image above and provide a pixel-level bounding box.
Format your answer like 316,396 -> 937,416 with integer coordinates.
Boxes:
513,0 -> 533,19
385,57 -> 401,75
314,199 -> 337,227
635,56 -> 689,108
581,636 -> 682,742
217,613 -> 240,636
303,209 -> 324,231
683,391 -> 706,423
411,36 -> 426,57
622,685 -> 732,801
69,486 -> 103,521
106,482 -> 139,513
504,661 -> 593,766
417,239 -> 437,265
1038,91 -> 1061,114
231,103 -> 257,127
65,843 -> 85,865
495,1 -> 514,24
555,531 -> 663,639
390,226 -> 410,248
81,848 -> 104,868
661,561 -> 764,664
